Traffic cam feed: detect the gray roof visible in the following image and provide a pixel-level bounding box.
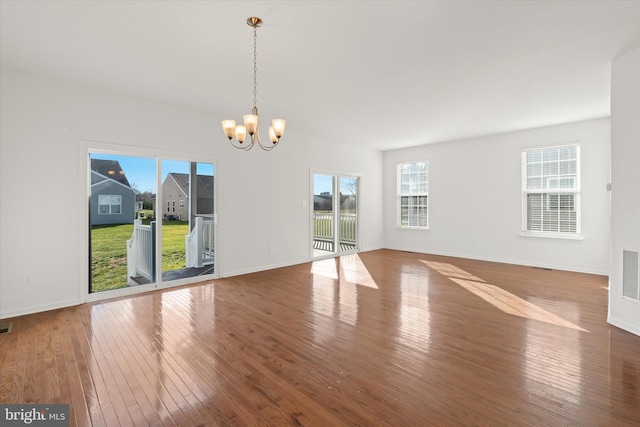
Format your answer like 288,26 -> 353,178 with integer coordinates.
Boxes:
165,173 -> 213,198
91,159 -> 131,187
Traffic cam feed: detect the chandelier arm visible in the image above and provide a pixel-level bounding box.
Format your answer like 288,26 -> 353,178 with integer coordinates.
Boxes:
258,141 -> 278,151
257,137 -> 278,151
229,138 -> 255,151
253,123 -> 278,151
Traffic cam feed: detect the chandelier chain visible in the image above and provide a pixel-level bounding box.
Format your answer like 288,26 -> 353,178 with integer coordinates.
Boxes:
253,25 -> 258,108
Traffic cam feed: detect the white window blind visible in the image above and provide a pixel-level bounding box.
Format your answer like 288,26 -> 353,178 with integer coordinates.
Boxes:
522,144 -> 580,235
398,161 -> 429,228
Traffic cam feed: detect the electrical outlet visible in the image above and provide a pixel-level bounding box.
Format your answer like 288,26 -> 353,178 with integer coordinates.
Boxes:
268,244 -> 274,252
23,275 -> 33,286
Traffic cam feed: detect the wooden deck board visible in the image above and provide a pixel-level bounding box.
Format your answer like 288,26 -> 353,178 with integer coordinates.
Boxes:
1,249 -> 640,426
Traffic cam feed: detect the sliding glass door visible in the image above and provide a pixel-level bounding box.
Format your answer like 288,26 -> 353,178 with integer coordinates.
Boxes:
89,152 -> 216,296
312,173 -> 359,258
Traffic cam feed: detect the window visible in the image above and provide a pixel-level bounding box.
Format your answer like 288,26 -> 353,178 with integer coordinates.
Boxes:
172,201 -> 175,212
167,201 -> 170,212
397,161 -> 428,228
179,200 -> 184,208
98,195 -> 122,215
522,144 -> 580,236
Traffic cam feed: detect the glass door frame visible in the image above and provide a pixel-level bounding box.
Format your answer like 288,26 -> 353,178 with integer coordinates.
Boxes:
310,169 -> 361,260
80,141 -> 219,303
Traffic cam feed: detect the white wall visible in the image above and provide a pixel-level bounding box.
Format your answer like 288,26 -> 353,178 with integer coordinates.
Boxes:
383,118 -> 611,275
609,46 -> 640,336
0,67 -> 384,318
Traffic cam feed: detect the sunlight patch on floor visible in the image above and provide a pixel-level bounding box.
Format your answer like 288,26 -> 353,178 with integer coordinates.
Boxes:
423,260 -> 589,332
311,258 -> 339,279
311,254 -> 378,289
420,260 -> 486,282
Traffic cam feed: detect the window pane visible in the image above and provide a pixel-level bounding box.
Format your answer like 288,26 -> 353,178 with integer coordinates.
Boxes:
527,177 -> 542,190
527,150 -> 542,163
559,145 -> 576,160
543,148 -> 558,162
527,163 -> 542,177
559,160 -> 572,175
560,178 -> 575,189
543,161 -> 558,176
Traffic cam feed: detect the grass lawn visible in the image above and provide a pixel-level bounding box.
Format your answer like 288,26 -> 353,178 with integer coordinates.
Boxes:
162,221 -> 190,271
91,220 -> 189,292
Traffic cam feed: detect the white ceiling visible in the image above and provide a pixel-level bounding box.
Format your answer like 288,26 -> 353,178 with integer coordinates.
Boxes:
1,1 -> 639,151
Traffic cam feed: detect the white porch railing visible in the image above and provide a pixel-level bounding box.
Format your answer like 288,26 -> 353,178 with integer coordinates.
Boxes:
185,215 -> 215,268
127,220 -> 155,284
313,212 -> 357,244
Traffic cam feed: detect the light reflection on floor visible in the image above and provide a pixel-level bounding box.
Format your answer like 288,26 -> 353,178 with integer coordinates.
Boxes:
398,268 -> 431,352
422,260 -> 588,332
310,255 -> 377,330
311,254 -> 378,289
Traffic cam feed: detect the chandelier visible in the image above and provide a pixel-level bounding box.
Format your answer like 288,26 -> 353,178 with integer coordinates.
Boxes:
221,17 -> 286,151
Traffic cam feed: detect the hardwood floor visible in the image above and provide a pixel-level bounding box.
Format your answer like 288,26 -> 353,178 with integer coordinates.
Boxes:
1,249 -> 639,426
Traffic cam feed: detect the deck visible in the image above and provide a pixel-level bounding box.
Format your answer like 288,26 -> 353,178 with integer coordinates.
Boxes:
312,239 -> 357,252
131,239 -> 356,285
130,264 -> 214,285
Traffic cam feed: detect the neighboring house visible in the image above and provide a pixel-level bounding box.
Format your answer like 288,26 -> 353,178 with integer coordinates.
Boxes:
90,159 -> 137,225
162,173 -> 214,220
314,193 -> 356,212
136,195 -> 156,219
314,193 -> 332,211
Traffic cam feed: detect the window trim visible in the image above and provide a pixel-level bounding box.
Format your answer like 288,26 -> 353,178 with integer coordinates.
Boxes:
397,160 -> 429,229
521,143 -> 581,239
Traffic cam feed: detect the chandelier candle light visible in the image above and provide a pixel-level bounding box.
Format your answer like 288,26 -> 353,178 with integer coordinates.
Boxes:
222,17 -> 286,151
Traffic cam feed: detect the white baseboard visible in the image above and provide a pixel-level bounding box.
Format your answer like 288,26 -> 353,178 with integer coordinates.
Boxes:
384,246 -> 609,276
0,298 -> 82,320
222,257 -> 311,278
608,315 -> 640,336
